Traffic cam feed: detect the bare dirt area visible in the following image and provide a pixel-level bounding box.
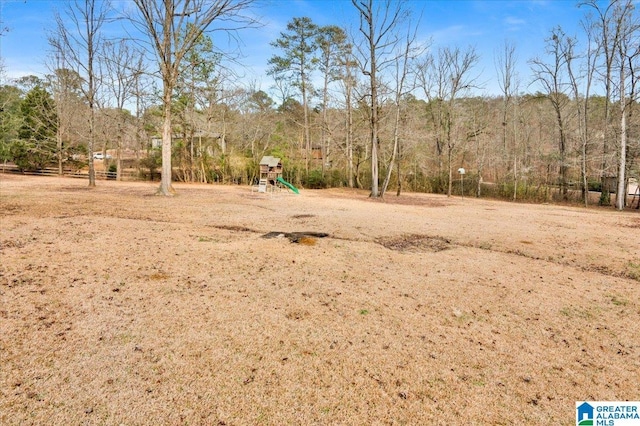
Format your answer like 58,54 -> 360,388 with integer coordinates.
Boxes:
1,174 -> 639,425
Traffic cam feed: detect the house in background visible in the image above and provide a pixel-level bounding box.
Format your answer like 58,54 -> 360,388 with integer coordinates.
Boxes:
629,177 -> 639,196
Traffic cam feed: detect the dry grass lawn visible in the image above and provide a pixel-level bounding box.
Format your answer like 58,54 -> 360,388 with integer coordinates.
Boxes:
1,174 -> 639,425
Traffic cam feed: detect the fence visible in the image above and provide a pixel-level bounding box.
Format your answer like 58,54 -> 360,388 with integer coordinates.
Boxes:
0,164 -> 140,180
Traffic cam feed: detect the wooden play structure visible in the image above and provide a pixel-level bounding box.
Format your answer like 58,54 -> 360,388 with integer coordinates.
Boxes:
256,156 -> 299,194
258,156 -> 282,192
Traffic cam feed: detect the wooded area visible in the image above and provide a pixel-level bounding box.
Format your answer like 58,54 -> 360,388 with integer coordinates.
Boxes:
1,0 -> 638,208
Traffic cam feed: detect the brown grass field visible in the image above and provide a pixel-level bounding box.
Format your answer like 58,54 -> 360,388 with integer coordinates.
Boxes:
1,174 -> 639,425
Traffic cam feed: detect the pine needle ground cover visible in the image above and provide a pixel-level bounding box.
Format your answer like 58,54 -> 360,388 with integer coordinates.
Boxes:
1,175 -> 638,424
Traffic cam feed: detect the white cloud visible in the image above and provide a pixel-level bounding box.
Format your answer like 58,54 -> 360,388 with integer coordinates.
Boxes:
430,25 -> 483,46
504,16 -> 526,26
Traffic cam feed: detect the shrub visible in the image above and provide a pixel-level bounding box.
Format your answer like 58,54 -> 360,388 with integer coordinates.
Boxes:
10,139 -> 55,171
139,149 -> 161,181
304,169 -> 327,189
107,163 -> 117,180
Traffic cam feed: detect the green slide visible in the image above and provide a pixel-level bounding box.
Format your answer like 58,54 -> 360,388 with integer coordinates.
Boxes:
277,177 -> 300,194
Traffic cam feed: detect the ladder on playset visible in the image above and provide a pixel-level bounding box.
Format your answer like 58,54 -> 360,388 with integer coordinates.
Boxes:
258,178 -> 268,193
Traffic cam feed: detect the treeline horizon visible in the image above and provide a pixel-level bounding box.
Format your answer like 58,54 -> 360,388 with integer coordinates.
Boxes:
0,0 -> 638,209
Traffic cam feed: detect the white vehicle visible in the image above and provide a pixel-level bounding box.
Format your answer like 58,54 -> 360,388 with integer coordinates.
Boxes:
92,152 -> 112,160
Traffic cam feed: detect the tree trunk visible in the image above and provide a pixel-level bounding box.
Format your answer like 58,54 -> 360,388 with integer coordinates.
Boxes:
321,67 -> 329,175
446,111 -> 453,197
57,122 -> 63,175
579,96 -> 590,207
396,140 -> 402,197
447,147 -> 453,197
560,128 -> 568,201
616,66 -> 627,210
88,113 -> 95,187
158,80 -> 175,195
381,103 -> 401,197
87,7 -> 96,188
116,130 -> 122,181
87,77 -> 96,187
553,105 -> 568,201
302,71 -> 311,175
346,90 -> 354,188
369,68 -> 379,197
513,155 -> 517,201
367,7 -> 379,198
512,110 -> 518,201
475,126 -> 484,198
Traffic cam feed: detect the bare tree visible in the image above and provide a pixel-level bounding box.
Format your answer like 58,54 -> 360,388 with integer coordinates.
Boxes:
613,1 -> 639,209
239,87 -> 276,177
130,66 -> 155,176
380,24 -> 422,197
333,38 -> 359,188
416,54 -> 444,182
131,0 -> 257,195
530,27 -> 573,201
581,1 -> 628,205
50,0 -> 111,187
418,46 -> 480,197
582,0 -> 639,209
443,47 -> 480,197
565,19 -> 598,207
468,97 -> 491,198
101,39 -> 145,180
351,0 -> 409,198
46,53 -> 84,175
495,40 -> 520,201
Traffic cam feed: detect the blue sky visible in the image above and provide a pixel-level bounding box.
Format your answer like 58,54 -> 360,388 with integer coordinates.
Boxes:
1,0 -> 588,96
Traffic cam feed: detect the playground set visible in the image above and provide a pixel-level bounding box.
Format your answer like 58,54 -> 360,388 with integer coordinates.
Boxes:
256,156 -> 299,194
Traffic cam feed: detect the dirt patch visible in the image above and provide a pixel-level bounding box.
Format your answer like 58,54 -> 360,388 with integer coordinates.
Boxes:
377,234 -> 453,252
262,231 -> 330,243
1,174 -> 639,425
623,217 -> 640,228
212,224 -> 256,233
0,203 -> 24,215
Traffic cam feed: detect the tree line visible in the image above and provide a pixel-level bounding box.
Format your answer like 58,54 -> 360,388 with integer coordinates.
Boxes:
0,0 -> 638,209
